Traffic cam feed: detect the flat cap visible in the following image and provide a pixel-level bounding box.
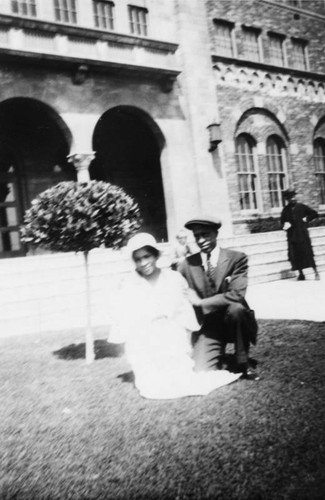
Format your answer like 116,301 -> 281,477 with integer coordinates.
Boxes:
283,188 -> 296,199
184,216 -> 222,230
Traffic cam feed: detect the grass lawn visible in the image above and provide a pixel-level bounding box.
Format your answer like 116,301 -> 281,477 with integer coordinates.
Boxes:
1,319 -> 325,500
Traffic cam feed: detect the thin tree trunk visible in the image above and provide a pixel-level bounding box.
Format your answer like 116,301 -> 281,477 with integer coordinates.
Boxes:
84,250 -> 95,364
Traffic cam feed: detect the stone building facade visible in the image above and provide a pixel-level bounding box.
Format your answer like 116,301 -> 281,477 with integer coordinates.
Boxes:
1,0 -> 325,258
207,0 -> 325,233
0,0 -> 225,258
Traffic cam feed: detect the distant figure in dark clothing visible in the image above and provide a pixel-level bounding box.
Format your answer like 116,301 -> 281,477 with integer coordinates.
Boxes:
281,189 -> 320,281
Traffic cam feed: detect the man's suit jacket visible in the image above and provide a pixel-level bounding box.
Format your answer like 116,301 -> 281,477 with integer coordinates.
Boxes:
178,247 -> 257,344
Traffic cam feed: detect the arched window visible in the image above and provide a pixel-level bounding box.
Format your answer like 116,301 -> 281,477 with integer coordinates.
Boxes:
266,136 -> 287,208
235,134 -> 258,211
314,138 -> 325,204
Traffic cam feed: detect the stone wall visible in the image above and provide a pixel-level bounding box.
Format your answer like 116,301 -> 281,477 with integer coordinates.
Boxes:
205,0 -> 325,234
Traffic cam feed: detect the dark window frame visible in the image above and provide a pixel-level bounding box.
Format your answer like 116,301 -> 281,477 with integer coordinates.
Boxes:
11,0 -> 37,17
93,0 -> 115,30
266,135 -> 287,209
242,25 -> 262,62
53,0 -> 78,25
267,31 -> 286,67
213,19 -> 236,58
128,4 -> 148,37
236,134 -> 259,212
291,37 -> 308,71
313,138 -> 325,205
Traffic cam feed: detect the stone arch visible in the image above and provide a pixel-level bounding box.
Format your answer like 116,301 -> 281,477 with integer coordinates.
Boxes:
263,74 -> 273,90
297,79 -> 306,96
91,105 -> 167,241
275,76 -> 283,91
307,81 -> 316,98
239,70 -> 247,85
235,107 -> 289,144
286,77 -> 295,94
0,97 -> 74,256
313,115 -> 325,140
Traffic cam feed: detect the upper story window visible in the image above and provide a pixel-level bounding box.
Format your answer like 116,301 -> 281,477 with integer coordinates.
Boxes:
54,0 -> 78,24
268,32 -> 286,66
314,138 -> 325,204
93,0 -> 114,30
213,19 -> 236,58
242,26 -> 262,62
11,0 -> 37,17
291,38 -> 308,70
236,134 -> 258,211
128,5 -> 148,36
266,136 -> 287,209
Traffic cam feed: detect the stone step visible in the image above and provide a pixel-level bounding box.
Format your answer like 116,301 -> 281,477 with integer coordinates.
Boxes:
247,258 -> 325,286
220,226 -> 325,248
229,234 -> 325,256
248,244 -> 325,265
249,252 -> 325,274
248,262 -> 325,285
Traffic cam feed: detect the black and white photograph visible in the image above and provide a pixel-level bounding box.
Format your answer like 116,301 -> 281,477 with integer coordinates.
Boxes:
0,1 -> 325,499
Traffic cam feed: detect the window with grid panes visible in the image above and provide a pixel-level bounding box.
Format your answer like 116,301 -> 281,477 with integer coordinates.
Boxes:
236,135 -> 258,211
291,38 -> 308,70
242,27 -> 261,62
268,33 -> 285,66
54,0 -> 77,24
11,0 -> 37,17
93,1 -> 114,30
214,20 -> 235,57
314,138 -> 325,204
0,164 -> 23,256
128,5 -> 148,36
266,136 -> 287,208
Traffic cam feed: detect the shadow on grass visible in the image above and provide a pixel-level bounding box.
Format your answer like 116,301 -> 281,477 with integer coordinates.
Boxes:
53,339 -> 125,360
117,371 -> 135,383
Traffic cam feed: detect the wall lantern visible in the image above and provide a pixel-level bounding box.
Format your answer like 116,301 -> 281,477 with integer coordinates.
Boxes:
72,64 -> 89,85
207,123 -> 222,152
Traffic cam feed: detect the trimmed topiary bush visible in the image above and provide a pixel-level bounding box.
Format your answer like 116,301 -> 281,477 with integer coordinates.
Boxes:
21,181 -> 141,363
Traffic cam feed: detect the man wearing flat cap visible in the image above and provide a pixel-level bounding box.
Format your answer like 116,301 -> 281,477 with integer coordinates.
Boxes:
178,216 -> 258,380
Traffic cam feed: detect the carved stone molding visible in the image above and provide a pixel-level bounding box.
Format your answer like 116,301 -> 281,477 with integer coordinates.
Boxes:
213,61 -> 325,103
67,152 -> 95,182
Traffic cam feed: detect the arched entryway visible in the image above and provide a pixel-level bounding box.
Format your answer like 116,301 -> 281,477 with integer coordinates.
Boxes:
91,106 -> 167,241
0,98 -> 74,257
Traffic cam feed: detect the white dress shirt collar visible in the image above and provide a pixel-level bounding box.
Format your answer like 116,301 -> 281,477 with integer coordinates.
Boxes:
201,245 -> 220,270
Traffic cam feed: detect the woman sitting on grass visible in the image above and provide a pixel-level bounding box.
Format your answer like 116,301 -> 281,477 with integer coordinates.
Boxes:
109,233 -> 240,399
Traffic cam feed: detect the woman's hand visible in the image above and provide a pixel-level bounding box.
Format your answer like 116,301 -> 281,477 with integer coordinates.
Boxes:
186,288 -> 202,307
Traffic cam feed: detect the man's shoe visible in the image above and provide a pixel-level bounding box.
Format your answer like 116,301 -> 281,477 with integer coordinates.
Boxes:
315,273 -> 321,281
297,274 -> 305,281
236,363 -> 260,381
241,367 -> 260,381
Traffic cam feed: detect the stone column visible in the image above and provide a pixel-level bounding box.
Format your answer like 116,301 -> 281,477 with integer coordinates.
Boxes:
174,0 -> 233,235
67,153 -> 95,182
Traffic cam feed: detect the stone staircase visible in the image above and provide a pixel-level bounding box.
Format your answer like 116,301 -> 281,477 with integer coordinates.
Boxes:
220,226 -> 325,284
0,226 -> 324,337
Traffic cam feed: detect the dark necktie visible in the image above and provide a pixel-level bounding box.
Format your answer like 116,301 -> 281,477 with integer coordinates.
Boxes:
206,253 -> 216,293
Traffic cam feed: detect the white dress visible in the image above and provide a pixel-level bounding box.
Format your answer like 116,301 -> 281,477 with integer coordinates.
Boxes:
110,268 -> 240,399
